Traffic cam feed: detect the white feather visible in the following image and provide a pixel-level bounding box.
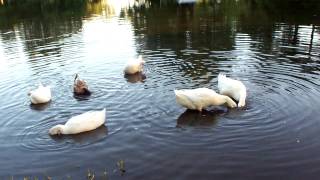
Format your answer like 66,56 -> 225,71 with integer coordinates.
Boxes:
174,88 -> 237,111
218,73 -> 247,107
28,83 -> 51,104
49,108 -> 106,135
124,55 -> 145,74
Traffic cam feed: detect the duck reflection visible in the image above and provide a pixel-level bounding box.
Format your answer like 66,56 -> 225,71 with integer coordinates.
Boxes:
51,125 -> 108,145
176,108 -> 226,128
124,72 -> 146,83
29,102 -> 51,111
73,94 -> 91,101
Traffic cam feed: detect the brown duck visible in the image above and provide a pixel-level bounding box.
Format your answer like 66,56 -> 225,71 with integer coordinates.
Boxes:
73,74 -> 91,96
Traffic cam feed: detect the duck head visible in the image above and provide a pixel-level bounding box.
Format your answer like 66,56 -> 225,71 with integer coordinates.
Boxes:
238,93 -> 246,107
49,124 -> 65,135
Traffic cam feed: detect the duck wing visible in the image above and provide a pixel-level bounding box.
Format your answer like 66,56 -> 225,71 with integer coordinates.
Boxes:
175,89 -> 211,109
174,90 -> 198,109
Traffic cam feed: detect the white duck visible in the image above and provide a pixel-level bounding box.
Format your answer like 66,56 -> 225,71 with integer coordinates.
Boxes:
28,83 -> 51,104
218,73 -> 247,107
174,88 -> 237,111
49,108 -> 106,135
124,55 -> 145,74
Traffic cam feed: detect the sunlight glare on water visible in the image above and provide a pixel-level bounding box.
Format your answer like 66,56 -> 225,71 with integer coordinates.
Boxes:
0,0 -> 319,179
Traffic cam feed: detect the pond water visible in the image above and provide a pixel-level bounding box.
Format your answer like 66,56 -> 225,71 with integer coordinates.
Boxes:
0,0 -> 319,179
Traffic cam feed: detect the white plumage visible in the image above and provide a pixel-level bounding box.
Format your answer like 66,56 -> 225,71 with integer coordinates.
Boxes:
174,88 -> 237,111
28,83 -> 51,104
218,73 -> 247,107
124,55 -> 145,74
49,108 -> 106,135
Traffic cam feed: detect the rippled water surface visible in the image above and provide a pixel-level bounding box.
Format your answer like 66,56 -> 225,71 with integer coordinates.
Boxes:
0,0 -> 320,179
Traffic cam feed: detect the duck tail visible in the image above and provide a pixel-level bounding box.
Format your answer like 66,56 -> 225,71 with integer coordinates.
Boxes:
218,73 -> 228,91
138,55 -> 145,64
174,89 -> 189,101
174,89 -> 184,99
74,73 -> 79,83
174,89 -> 181,96
101,108 -> 107,121
218,73 -> 226,82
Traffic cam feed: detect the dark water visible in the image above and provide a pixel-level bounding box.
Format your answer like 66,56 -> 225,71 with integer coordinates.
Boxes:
0,0 -> 320,179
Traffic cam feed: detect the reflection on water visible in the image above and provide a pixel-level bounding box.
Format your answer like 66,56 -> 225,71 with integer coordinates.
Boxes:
176,109 -> 225,128
177,0 -> 197,5
29,102 -> 52,111
0,0 -> 320,179
51,125 -> 108,145
73,94 -> 92,101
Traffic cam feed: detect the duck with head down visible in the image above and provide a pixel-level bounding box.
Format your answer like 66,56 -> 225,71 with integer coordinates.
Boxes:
28,82 -> 51,104
49,108 -> 106,135
174,88 -> 237,111
124,55 -> 145,75
218,73 -> 247,107
73,74 -> 91,96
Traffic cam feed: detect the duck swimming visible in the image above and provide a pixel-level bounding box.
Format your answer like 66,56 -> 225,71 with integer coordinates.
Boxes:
174,88 -> 237,111
49,108 -> 106,135
28,83 -> 51,104
124,55 -> 145,74
218,73 -> 247,107
73,74 -> 91,96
